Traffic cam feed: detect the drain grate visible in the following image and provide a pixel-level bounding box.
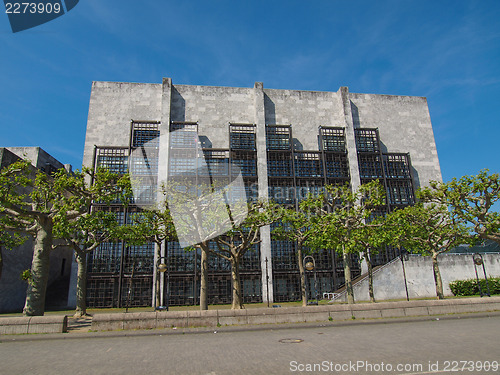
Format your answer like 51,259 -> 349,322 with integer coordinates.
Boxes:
279,338 -> 304,344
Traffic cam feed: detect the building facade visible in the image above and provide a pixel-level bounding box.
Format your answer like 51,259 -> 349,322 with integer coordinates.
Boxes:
81,79 -> 442,308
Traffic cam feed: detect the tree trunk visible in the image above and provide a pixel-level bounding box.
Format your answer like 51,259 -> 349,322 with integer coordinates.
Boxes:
366,250 -> 375,303
230,256 -> 244,310
432,254 -> 444,300
74,250 -> 88,317
23,221 -> 52,316
343,249 -> 355,304
199,242 -> 209,310
296,244 -> 307,307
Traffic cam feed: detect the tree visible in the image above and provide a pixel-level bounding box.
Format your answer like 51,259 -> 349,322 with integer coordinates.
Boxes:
272,196 -> 322,307
0,159 -> 130,315
211,200 -> 282,309
385,202 -> 471,299
306,181 -> 386,304
54,210 -> 121,317
120,207 -> 177,309
420,170 -> 500,245
161,178 -> 249,310
350,216 -> 386,303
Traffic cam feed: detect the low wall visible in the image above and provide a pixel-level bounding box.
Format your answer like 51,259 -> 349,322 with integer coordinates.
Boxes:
344,253 -> 500,302
91,297 -> 500,332
0,315 -> 68,334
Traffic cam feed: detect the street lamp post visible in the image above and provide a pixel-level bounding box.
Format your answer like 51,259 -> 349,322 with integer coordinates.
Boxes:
473,253 -> 491,297
303,255 -> 318,305
155,256 -> 170,311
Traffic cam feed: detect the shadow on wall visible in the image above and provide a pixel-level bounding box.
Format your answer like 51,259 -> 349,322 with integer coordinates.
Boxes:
171,87 -> 186,122
199,136 -> 212,148
264,94 -> 276,124
351,102 -> 360,129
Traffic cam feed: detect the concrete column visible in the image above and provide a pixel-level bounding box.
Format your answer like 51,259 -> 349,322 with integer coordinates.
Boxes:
153,77 -> 173,307
338,87 -> 361,190
254,82 -> 273,304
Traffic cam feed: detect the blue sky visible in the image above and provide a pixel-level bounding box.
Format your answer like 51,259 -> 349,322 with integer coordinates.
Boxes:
1,0 -> 499,182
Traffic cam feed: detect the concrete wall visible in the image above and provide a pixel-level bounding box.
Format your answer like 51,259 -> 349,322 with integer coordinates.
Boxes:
172,85 -> 255,149
340,253 -> 500,303
0,238 -> 73,313
349,93 -> 442,188
83,81 -> 163,168
263,88 -> 343,150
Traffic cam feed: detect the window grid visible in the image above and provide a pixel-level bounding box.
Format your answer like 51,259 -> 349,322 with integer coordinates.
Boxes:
324,153 -> 349,178
267,152 -> 293,177
384,153 -> 411,179
358,154 -> 384,179
96,148 -> 128,174
230,124 -> 256,150
203,150 -> 230,176
320,127 -> 346,152
231,151 -> 257,177
355,129 -> 380,153
132,122 -> 160,148
266,126 -> 291,150
170,123 -> 198,149
387,180 -> 415,206
294,152 -> 323,178
268,178 -> 295,204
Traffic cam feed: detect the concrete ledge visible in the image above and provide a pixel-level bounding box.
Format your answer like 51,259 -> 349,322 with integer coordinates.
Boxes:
89,296 -> 500,332
0,317 -> 30,334
0,315 -> 67,334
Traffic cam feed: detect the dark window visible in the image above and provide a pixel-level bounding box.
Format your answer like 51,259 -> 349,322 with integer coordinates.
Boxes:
324,153 -> 349,178
320,127 -> 346,152
294,152 -> 323,178
266,126 -> 291,150
230,125 -> 256,150
384,154 -> 411,179
267,152 -> 293,177
358,154 -> 383,179
96,148 -> 128,174
131,122 -> 160,148
355,129 -> 380,153
386,180 -> 414,206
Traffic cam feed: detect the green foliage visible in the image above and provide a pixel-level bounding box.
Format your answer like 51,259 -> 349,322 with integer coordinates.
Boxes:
0,229 -> 27,250
449,278 -> 500,296
384,202 -> 472,257
119,206 -> 177,247
213,200 -> 283,260
20,269 -> 34,286
420,169 -> 500,245
306,180 -> 386,255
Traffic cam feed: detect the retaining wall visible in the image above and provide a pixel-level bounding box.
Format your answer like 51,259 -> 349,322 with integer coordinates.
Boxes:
0,315 -> 67,334
348,253 -> 500,302
91,296 -> 500,332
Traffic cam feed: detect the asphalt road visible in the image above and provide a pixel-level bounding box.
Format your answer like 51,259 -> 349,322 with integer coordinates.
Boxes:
1,315 -> 499,375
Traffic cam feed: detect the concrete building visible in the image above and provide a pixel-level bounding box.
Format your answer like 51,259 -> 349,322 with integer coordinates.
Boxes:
0,147 -> 73,313
81,79 -> 442,308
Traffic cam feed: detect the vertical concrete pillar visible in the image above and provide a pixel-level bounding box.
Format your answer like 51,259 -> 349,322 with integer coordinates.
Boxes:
254,82 -> 273,304
338,87 -> 361,190
154,77 -> 173,307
